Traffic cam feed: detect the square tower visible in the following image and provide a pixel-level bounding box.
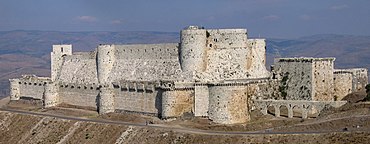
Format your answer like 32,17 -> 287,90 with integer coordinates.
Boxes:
273,57 -> 335,101
51,44 -> 72,81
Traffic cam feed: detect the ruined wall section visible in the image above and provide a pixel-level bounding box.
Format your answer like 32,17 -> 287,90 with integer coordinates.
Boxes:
333,72 -> 353,100
51,45 -> 72,81
107,43 -> 183,82
247,39 -> 270,78
312,59 -> 335,101
58,83 -> 99,109
58,52 -> 98,84
274,58 -> 313,100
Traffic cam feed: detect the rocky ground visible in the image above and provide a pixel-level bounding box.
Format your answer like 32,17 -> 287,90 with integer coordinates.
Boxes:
0,92 -> 370,144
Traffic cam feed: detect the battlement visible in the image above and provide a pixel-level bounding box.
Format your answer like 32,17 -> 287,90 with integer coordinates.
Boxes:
276,57 -> 335,63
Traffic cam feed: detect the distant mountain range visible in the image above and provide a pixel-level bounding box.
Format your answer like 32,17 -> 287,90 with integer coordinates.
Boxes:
0,30 -> 369,97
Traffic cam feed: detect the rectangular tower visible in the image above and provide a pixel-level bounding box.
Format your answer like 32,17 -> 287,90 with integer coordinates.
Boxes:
51,45 -> 72,81
273,57 -> 335,101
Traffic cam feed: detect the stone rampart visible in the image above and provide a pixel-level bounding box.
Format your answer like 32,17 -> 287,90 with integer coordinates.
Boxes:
208,85 -> 250,124
112,80 -> 161,115
333,72 -> 353,100
115,43 -> 179,60
58,51 -> 98,84
335,68 -> 368,91
200,47 -> 251,81
58,82 -> 99,109
161,89 -> 194,118
107,59 -> 183,82
254,100 -> 347,118
14,76 -> 51,100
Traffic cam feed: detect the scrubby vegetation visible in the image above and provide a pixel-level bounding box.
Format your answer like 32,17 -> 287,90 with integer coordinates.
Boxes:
365,84 -> 370,101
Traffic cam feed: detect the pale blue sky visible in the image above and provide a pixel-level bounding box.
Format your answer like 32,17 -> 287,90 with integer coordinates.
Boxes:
0,0 -> 369,38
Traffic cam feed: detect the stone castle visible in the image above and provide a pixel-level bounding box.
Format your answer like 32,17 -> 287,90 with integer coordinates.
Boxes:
9,26 -> 368,124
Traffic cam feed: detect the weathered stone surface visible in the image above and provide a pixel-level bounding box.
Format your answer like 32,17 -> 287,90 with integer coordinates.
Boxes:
273,57 -> 335,101
333,72 -> 353,100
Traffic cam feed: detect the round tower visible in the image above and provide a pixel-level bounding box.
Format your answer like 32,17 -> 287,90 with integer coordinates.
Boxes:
98,86 -> 115,114
9,79 -> 20,101
43,82 -> 59,108
180,26 -> 207,76
96,44 -> 115,84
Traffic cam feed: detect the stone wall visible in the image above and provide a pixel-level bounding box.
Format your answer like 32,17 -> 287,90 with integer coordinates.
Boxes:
194,85 -> 209,117
44,83 -> 59,107
99,86 -> 115,114
113,81 -> 161,115
274,58 -> 314,100
161,90 -> 194,118
335,68 -> 368,91
51,45 -> 72,81
247,39 -> 270,78
9,79 -> 20,100
200,47 -> 251,81
333,71 -> 353,100
274,58 -> 335,101
206,29 -> 248,49
58,83 -> 99,109
107,43 -> 183,82
58,52 -> 98,84
208,84 -> 250,124
16,77 -> 51,100
312,59 -> 334,101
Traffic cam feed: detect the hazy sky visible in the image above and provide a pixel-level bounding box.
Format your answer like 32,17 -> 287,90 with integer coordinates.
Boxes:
1,0 -> 369,38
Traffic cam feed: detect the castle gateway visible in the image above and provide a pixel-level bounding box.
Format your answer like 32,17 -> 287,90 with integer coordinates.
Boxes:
9,26 -> 368,124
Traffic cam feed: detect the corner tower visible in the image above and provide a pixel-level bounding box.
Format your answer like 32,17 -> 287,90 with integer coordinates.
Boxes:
51,44 -> 72,81
96,44 -> 115,84
179,26 -> 207,78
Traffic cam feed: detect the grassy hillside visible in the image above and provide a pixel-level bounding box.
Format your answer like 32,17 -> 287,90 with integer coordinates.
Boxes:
0,31 -> 369,97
